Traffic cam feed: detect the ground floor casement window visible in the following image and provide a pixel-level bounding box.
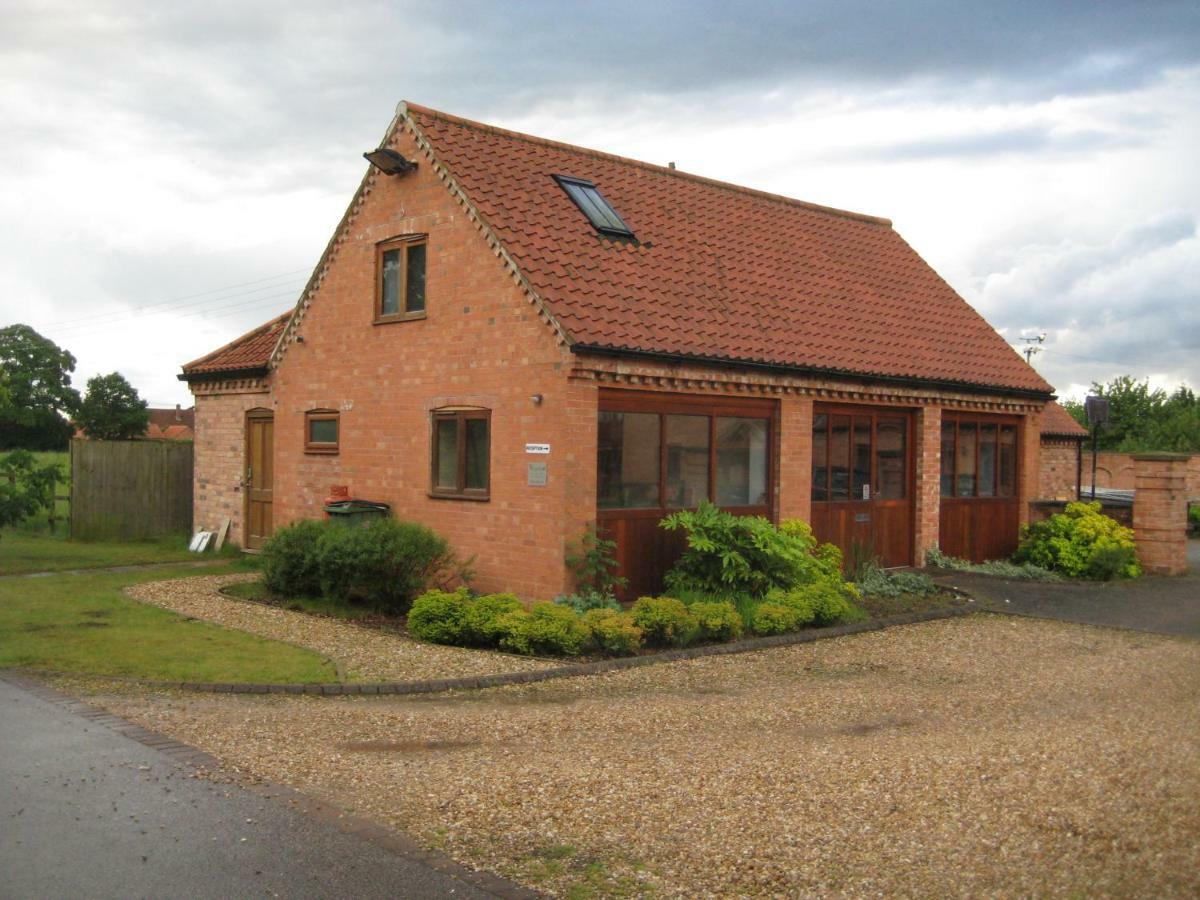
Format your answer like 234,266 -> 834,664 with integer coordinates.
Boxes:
596,389 -> 775,598
430,408 -> 489,499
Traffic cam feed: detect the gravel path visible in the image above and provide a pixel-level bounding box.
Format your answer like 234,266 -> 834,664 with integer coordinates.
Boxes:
95,614 -> 1200,897
125,575 -> 554,682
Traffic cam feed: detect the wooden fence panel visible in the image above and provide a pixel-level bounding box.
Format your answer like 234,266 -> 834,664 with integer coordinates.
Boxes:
70,439 -> 194,540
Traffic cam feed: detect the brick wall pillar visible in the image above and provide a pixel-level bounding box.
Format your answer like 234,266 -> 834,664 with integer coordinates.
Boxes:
1019,412 -> 1041,527
913,405 -> 941,564
1131,453 -> 1193,576
778,395 -> 813,523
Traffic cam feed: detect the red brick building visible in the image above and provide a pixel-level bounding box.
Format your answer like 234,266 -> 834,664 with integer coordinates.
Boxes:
1038,401 -> 1088,500
181,102 -> 1059,599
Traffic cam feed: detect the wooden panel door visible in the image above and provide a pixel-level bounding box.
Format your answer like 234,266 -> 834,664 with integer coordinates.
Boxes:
810,407 -> 913,569
244,411 -> 274,550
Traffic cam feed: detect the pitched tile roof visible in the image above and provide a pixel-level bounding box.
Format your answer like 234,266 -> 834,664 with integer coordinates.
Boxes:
181,311 -> 290,378
147,406 -> 195,431
1040,400 -> 1089,438
406,103 -> 1053,395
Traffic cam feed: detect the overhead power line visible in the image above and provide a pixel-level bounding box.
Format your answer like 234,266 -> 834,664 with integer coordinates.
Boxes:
38,267 -> 309,331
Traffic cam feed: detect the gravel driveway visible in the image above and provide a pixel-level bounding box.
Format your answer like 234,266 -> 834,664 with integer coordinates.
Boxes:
93,614 -> 1200,897
125,575 -> 555,682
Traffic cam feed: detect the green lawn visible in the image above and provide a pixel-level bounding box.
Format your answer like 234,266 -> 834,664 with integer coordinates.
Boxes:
0,531 -> 217,576
0,563 -> 336,683
0,449 -> 237,576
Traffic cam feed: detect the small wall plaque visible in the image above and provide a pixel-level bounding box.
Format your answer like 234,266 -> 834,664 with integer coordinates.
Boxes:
525,443 -> 550,454
854,512 -> 870,523
527,462 -> 548,486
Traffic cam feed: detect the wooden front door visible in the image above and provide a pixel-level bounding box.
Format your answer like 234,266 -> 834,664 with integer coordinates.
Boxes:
809,406 -> 914,569
244,410 -> 274,550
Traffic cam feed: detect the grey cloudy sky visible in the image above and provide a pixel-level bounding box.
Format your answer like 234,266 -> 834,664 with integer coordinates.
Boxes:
2,0 -> 1198,407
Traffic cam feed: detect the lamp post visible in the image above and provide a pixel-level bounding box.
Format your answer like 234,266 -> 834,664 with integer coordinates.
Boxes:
1084,395 -> 1110,501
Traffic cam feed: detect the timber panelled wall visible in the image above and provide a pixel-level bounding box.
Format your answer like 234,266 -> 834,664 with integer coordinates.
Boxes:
70,438 -> 193,540
185,103 -> 1053,600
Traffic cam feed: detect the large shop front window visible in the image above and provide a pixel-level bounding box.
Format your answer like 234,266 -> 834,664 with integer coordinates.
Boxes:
940,417 -> 1017,498
598,396 -> 772,512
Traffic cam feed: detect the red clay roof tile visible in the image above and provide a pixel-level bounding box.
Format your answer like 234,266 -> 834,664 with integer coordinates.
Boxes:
1041,400 -> 1089,437
407,104 -> 1053,395
181,311 -> 290,376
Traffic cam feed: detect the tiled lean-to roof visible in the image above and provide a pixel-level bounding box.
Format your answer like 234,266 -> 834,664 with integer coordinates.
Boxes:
1040,400 -> 1089,438
405,103 -> 1053,395
180,311 -> 290,378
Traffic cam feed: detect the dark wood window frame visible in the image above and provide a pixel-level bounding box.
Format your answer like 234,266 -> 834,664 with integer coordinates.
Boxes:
597,389 -> 776,518
429,408 -> 490,501
810,405 -> 913,504
940,414 -> 1021,499
304,409 -> 339,455
374,234 -> 428,323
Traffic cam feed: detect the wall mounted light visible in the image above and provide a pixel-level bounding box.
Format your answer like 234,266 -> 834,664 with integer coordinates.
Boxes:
363,148 -> 417,175
530,393 -> 544,406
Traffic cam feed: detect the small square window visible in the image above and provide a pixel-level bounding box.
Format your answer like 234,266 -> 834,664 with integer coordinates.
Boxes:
430,409 -> 489,500
554,176 -> 634,238
376,236 -> 427,322
305,409 -> 339,454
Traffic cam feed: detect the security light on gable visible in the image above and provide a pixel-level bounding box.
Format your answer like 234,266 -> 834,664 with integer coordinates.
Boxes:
363,148 -> 417,175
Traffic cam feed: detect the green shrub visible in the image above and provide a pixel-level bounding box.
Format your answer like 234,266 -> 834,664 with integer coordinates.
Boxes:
316,519 -> 453,612
630,596 -> 699,647
689,601 -> 743,641
581,608 -> 643,656
260,519 -> 327,597
497,602 -> 588,656
553,590 -> 622,614
461,593 -> 524,646
407,588 -> 472,644
751,602 -> 807,635
925,547 -> 1060,581
661,503 -> 849,596
565,525 -> 627,601
853,562 -> 937,599
1014,501 -> 1140,580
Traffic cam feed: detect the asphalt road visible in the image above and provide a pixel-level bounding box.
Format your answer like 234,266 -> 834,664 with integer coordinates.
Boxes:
935,539 -> 1200,637
0,677 -> 503,900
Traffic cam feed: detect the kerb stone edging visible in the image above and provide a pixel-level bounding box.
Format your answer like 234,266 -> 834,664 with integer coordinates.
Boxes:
48,605 -> 974,697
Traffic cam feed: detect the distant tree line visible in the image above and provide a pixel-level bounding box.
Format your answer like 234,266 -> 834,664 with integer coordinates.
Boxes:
1063,375 -> 1200,452
0,324 -> 149,450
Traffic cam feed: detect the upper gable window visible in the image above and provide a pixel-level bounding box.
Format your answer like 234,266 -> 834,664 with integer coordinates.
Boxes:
554,176 -> 634,238
376,236 -> 427,322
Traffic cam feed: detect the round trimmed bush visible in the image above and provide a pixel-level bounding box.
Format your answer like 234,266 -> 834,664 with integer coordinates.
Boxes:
497,602 -> 588,656
461,593 -> 524,646
630,596 -> 698,647
260,519 -> 326,597
407,588 -> 471,644
751,602 -> 806,635
581,608 -> 643,656
689,600 -> 743,642
316,518 -> 452,613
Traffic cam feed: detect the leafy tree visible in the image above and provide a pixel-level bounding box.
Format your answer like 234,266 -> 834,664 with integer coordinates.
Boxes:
76,372 -> 150,440
1065,375 -> 1200,452
0,324 -> 80,450
0,450 -> 62,537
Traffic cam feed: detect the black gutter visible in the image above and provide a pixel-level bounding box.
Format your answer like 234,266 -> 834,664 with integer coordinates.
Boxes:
569,343 -> 1055,402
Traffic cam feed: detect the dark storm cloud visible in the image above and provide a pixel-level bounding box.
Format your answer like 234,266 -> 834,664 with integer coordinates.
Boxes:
7,0 -> 1199,165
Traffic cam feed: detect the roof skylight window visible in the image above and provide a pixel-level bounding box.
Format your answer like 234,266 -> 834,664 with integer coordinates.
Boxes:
554,175 -> 634,238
